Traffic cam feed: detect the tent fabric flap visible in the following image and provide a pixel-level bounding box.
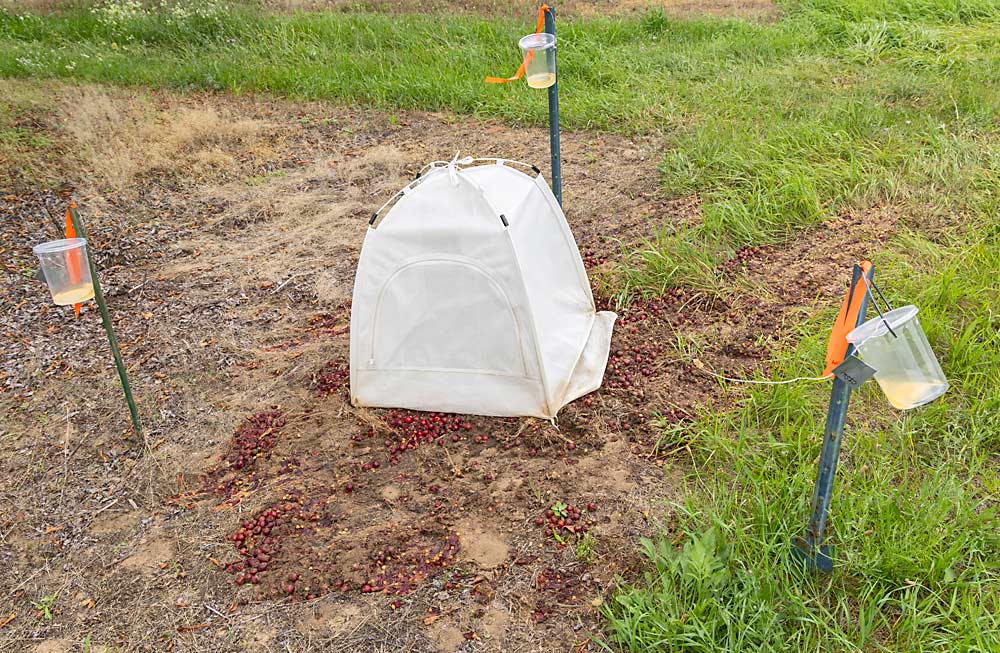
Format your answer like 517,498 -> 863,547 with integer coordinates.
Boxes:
350,159 -> 616,419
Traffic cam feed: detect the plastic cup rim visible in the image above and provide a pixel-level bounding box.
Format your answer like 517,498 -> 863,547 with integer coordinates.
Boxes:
846,304 -> 919,346
32,238 -> 87,255
519,32 -> 556,51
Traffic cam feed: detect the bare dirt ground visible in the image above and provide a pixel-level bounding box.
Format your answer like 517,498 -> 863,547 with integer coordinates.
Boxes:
1,79 -> 895,652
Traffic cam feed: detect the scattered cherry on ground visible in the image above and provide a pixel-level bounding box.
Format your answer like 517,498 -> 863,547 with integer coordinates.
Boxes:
369,410 -> 511,466
225,410 -> 284,472
539,501 -> 595,546
535,566 -> 588,610
720,245 -> 766,275
308,303 -> 352,337
314,360 -> 350,397
361,533 -> 461,596
604,343 -> 664,391
222,492 -> 337,600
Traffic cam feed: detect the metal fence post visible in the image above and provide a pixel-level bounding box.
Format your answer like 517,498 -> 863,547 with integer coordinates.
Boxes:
543,6 -> 562,206
793,262 -> 874,572
68,205 -> 143,435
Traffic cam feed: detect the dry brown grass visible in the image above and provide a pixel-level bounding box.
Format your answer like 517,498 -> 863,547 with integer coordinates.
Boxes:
58,86 -> 277,192
0,79 -> 72,191
171,152 -> 386,304
166,141 -> 424,310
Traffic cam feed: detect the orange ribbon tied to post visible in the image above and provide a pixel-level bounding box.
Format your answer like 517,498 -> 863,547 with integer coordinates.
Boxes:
485,4 -> 551,84
64,205 -> 83,319
823,260 -> 873,377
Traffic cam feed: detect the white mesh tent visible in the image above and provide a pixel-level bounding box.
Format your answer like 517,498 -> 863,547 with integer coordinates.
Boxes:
349,157 -> 616,419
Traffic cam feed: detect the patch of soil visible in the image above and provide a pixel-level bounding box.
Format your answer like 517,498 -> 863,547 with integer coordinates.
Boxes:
120,536 -> 173,575
31,639 -> 73,653
1,81 -> 897,653
295,602 -> 364,635
456,520 -> 510,569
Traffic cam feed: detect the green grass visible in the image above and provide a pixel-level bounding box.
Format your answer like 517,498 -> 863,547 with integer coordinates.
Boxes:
3,2 -> 1000,650
604,221 -> 1000,651
6,1 -> 999,273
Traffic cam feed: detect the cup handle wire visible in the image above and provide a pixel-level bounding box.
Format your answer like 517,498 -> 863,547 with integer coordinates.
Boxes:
860,273 -> 898,338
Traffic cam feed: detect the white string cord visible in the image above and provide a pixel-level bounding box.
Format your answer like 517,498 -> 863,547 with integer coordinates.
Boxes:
690,269 -> 895,386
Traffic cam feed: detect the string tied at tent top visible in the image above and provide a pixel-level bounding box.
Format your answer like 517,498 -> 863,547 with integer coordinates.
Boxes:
446,151 -> 473,186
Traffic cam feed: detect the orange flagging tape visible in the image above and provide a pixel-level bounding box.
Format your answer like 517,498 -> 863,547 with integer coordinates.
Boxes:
65,205 -> 82,319
484,4 -> 550,84
823,260 -> 873,377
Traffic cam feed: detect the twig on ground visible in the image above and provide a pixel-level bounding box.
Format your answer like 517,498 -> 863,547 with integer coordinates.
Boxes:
204,604 -> 229,620
59,405 -> 71,504
177,622 -> 210,632
442,447 -> 462,477
271,271 -> 310,294
90,498 -> 120,519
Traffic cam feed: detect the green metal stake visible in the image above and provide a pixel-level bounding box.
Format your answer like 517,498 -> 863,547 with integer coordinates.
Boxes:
543,6 -> 562,206
68,205 -> 143,434
792,262 -> 874,572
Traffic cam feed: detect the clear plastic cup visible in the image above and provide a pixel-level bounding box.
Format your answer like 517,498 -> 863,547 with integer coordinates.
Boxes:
32,238 -> 95,306
846,305 -> 948,409
519,32 -> 556,89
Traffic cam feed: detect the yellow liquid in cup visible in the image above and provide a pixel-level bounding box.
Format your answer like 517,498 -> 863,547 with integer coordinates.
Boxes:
527,72 -> 556,89
877,378 -> 946,410
52,284 -> 95,306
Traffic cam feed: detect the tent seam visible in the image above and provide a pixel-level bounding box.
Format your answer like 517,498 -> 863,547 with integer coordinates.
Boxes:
502,228 -> 555,418
436,167 -> 555,418
531,174 -> 597,310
